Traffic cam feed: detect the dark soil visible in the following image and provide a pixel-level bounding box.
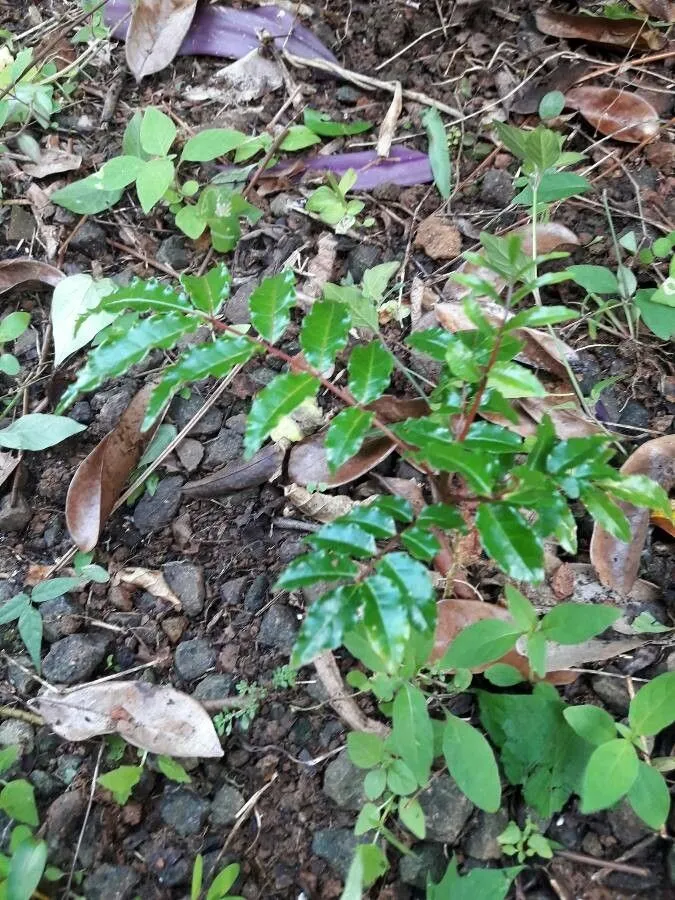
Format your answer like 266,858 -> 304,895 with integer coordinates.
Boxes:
1,1 -> 675,898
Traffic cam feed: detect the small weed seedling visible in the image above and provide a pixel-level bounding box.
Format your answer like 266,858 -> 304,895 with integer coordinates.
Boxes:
305,169 -> 374,233
0,310 -> 30,377
498,817 -> 555,863
323,261 -> 402,331
191,856 -> 244,900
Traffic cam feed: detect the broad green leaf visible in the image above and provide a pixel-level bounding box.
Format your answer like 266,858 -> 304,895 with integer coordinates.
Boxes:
276,551 -> 359,590
546,435 -> 610,475
627,762 -> 670,830
476,503 -> 544,582
440,619 -> 521,670
206,862 -> 240,900
401,524 -> 441,561
51,174 -> 123,214
98,155 -> 145,189
417,503 -> 465,531
341,844 -> 388,900
600,474 -> 670,518
504,585 -> 537,631
280,124 -> 321,151
422,106 -> 451,199
0,353 -> 20,376
325,408 -> 374,472
7,837 -> 47,900
364,767 -> 387,800
0,311 -> 30,343
31,577 -> 82,603
122,110 -> 145,157
175,204 -> 207,239
98,765 -> 143,805
157,755 -> 191,783
136,157 -> 175,214
376,551 -> 436,633
18,604 -> 42,671
181,128 -> 246,161
0,594 -> 30,625
505,306 -> 577,330
347,732 -> 385,769
140,107 -> 176,156
580,739 -> 638,813
635,289 -> 675,340
629,671 -> 675,736
191,853 -> 204,900
0,780 -> 38,826
515,171 -> 589,205
443,714 -> 501,812
340,504 -> 397,540
304,108 -> 372,137
538,90 -> 565,119
362,262 -> 400,302
0,414 -> 85,451
92,276 -> 191,315
387,758 -> 417,796
462,422 -> 522,453
361,574 -> 409,666
51,274 -> 117,366
0,746 -> 19,775
563,705 -> 617,746
541,603 -> 620,644
399,796 -> 425,838
308,522 -> 377,558
580,486 -> 631,542
291,584 -> 361,666
323,282 -> 378,332
567,265 -> 619,295
526,630 -> 547,678
244,372 -> 319,456
390,683 -> 433,786
347,341 -> 394,404
181,264 -> 231,315
487,361 -> 547,398
249,270 -> 296,343
406,327 -> 451,360
299,299 -> 350,372
146,334 -> 255,428
373,496 -> 414,523
428,855 -> 522,900
484,664 -> 524,686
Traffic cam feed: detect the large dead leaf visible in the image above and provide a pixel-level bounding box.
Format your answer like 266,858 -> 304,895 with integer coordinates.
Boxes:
0,258 -> 63,295
565,86 -> 660,143
628,0 -> 675,22
535,8 -> 665,50
23,149 -> 82,179
591,435 -> 675,594
183,442 -> 284,498
518,396 -> 604,438
287,431 -> 394,488
30,681 -> 223,757
126,0 -> 198,81
66,386 -> 160,551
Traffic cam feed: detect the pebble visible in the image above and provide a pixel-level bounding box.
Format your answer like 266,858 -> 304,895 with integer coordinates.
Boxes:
244,574 -> 269,614
30,769 -> 61,799
6,654 -> 36,695
591,675 -> 630,717
176,437 -> 204,472
606,799 -> 652,845
322,751 -> 367,811
193,674 -> 235,700
211,783 -> 245,827
42,633 -> 109,685
269,193 -> 296,218
70,221 -> 107,257
225,413 -> 247,434
133,476 -> 184,533
93,389 -> 134,435
480,168 -> 515,208
204,427 -> 244,469
162,561 -> 205,618
668,844 -> 675,884
418,774 -> 475,843
160,785 -> 210,836
161,616 -> 186,643
257,603 -> 298,653
84,864 -> 140,900
220,577 -> 247,606
618,401 -> 650,431
399,842 -> 447,889
148,846 -> 190,887
464,809 -> 509,860
174,638 -> 216,681
347,244 -> 380,282
0,493 -> 31,532
69,400 -> 93,425
311,828 -> 373,879
40,596 -> 83,642
0,720 -> 35,755
169,394 -> 222,436
157,235 -> 191,270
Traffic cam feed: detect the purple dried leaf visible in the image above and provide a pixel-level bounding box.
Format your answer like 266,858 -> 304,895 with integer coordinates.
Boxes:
104,0 -> 336,63
263,148 -> 433,190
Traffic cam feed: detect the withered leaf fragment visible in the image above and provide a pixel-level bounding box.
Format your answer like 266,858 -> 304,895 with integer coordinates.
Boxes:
0,258 -> 63,295
565,87 -> 660,143
183,442 -> 284,498
535,8 -> 665,51
126,0 -> 198,81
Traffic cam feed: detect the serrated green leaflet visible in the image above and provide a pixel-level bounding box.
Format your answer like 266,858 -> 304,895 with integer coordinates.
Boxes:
244,371 -> 318,456
361,574 -> 409,665
376,551 -> 436,632
629,672 -> 675,736
476,503 -> 544,582
145,334 -> 255,429
580,739 -> 638,813
308,521 -> 377,558
401,524 -> 441,560
181,264 -> 231,314
291,584 -> 361,666
417,503 -> 465,531
390,683 -> 433,786
275,551 -> 359,590
325,408 -> 374,471
249,270 -> 296,342
94,277 -> 191,314
443,714 -> 501,812
299,299 -> 350,372
340,504 -> 397,539
348,341 -> 394,404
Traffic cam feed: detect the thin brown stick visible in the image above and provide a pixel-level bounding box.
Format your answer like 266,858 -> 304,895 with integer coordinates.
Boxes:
555,849 -> 650,877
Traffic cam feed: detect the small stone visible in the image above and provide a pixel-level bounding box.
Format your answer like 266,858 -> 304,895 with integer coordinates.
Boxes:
0,493 -> 31,532
480,168 -> 514,208
157,235 -> 191,270
56,753 -> 82,785
346,244 -> 380,282
0,720 -> 35,755
30,769 -> 61,799
257,603 -> 298,653
148,846 -> 190,886
312,828 -> 372,879
40,596 -> 83,642
69,400 -> 93,425
193,673 -> 235,700
592,675 -> 630,716
161,616 -> 186,643
220,577 -> 247,606
225,413 -> 247,434
133,476 -> 184,533
244,574 -> 269,613
414,216 -> 462,260
6,654 -> 36,695
204,427 -> 244,470
418,774 -> 474,843
269,193 -> 296,218
400,842 -> 447,889
45,790 -> 86,845
160,786 -> 210,836
174,638 -> 216,681
618,401 -> 650,431
70,221 -> 106,257
668,843 -> 675,884
323,751 -> 367,810
162,561 -> 205,618
42,634 -> 109,685
94,389 -> 134,435
336,86 -> 361,103
606,799 -> 652,845
169,394 -> 222,437
84,864 -> 139,900
464,809 -> 509,860
211,783 -> 245,826
176,438 -> 204,472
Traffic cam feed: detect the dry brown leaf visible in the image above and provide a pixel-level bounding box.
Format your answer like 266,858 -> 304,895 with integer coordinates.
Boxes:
183,442 -> 284,498
565,86 -> 660,143
0,258 -> 63,295
66,386 -> 159,551
30,681 -> 223,757
0,452 -> 20,489
126,0 -> 198,81
414,216 -> 462,261
22,149 -> 82,179
114,567 -> 182,608
284,484 -> 354,522
26,184 -> 58,260
591,434 -> 675,594
518,396 -> 604,438
627,0 -> 675,22
287,431 -> 394,488
370,475 -> 426,516
377,81 -> 402,158
535,8 -> 665,51
651,499 -> 675,537
301,232 -> 338,307
368,395 -> 430,423
645,140 -> 675,175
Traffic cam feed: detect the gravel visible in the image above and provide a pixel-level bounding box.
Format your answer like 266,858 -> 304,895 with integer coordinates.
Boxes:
40,596 -> 82,642
174,638 -> 216,681
322,751 -> 367,811
418,774 -> 475,843
211,783 -> 245,827
42,634 -> 109,685
160,786 -> 210,836
257,603 -> 298,653
84,864 -> 140,900
133,476 -> 184,533
162,561 -> 205,618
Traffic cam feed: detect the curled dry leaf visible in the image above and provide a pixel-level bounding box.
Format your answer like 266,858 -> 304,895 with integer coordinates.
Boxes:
66,386 -> 159,551
368,395 -> 430,423
565,86 -> 660,143
22,149 -> 82,179
30,681 -> 223,757
125,0 -> 198,80
113,567 -> 182,608
535,8 -> 665,51
628,0 -> 675,22
183,442 -> 284,498
591,434 -> 675,594
0,258 -> 63,295
0,452 -> 20,490
518,395 -> 604,438
287,431 -> 394,488
284,484 -> 354,522
376,80 -> 403,159
301,233 -> 338,307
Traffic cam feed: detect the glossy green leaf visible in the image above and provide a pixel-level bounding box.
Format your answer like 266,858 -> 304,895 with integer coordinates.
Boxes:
504,585 -> 537,631
563,705 -> 618,746
406,327 -> 451,360
440,619 -> 521,670
98,155 -> 145,190
139,107 -> 177,156
487,361 -> 547,398
291,584 -> 361,667
7,837 -> 47,900
325,408 -> 374,472
463,422 -> 522,453
341,504 -> 397,540
443,714 -> 501,812
181,264 -> 231,314
51,174 -> 123,214
629,672 -> 675,737
307,522 -> 377,558
304,108 -> 372,137
600,474 -> 670,518
506,306 -> 577,330
526,630 -> 547,678
92,276 -> 190,315
417,503 -> 465,532
422,106 -> 451,199
483,664 -> 525,686
181,128 -> 246,161
0,312 -> 30,343
299,299 -> 350,372
245,371 -> 319,456
546,435 -> 610,475
401,524 -> 441,561
376,551 -> 436,633
580,739 -> 638,813
567,265 -> 619,295
347,732 -> 385,769
347,341 -> 394,404
390,683 -> 434,786
580,486 -> 631,542
627,762 -> 670,830
540,603 -> 620,644
399,796 -> 426,838
0,779 -> 38,826
98,765 -> 143,805
276,551 -> 359,590
361,574 -> 409,665
476,503 -> 544,582
249,270 -> 296,342
0,414 -> 85,451
136,157 -> 175,214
